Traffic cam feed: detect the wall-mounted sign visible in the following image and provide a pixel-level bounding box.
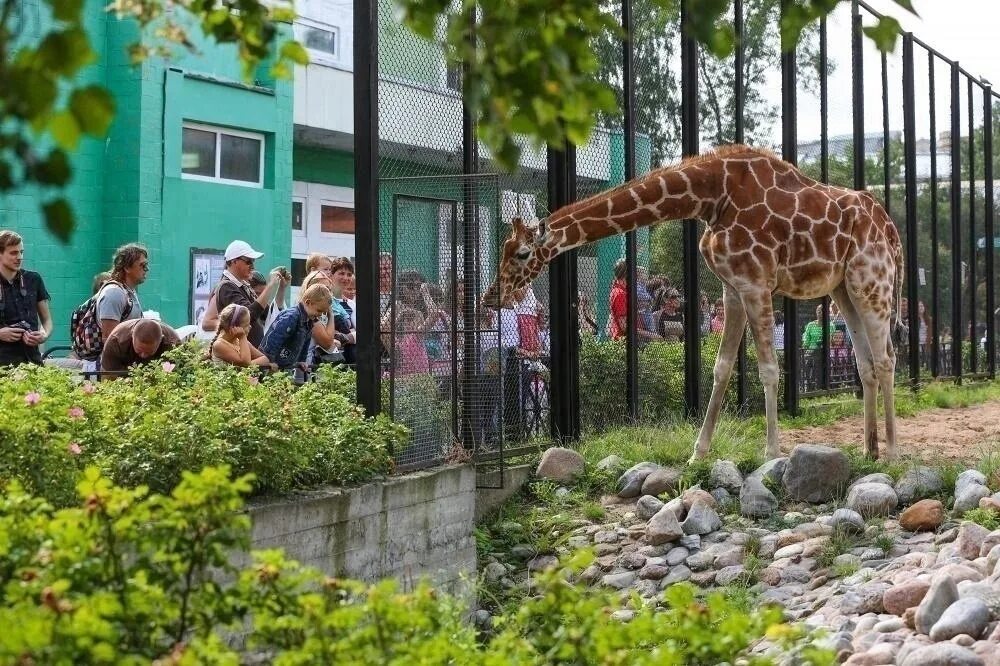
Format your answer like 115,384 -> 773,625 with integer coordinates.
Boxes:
190,248 -> 227,326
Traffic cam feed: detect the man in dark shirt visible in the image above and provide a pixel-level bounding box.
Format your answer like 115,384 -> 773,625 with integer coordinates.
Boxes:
214,240 -> 282,347
657,288 -> 685,342
0,231 -> 53,367
100,319 -> 181,375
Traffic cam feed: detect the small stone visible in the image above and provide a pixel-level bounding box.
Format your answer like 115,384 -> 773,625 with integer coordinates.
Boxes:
774,543 -> 805,559
641,468 -> 681,496
740,476 -> 778,518
636,495 -> 665,520
937,527 -> 961,545
955,485 -> 992,517
715,565 -> 747,586
610,609 -> 635,622
935,564 -> 983,584
482,562 -> 507,583
690,570 -> 716,587
679,534 -> 701,551
618,552 -> 646,570
594,543 -> 619,557
713,544 -> 745,568
646,504 -> 685,546
510,544 -> 536,560
956,523 -> 992,560
884,579 -> 931,615
593,530 -> 620,544
681,488 -> 717,510
473,609 -> 492,628
899,643 -> 984,666
903,606 -> 918,629
900,499 -> 946,532
930,598 -> 992,641
617,462 -> 661,498
710,488 -> 731,506
952,634 -> 976,647
686,550 -> 714,571
874,617 -> 905,632
681,501 -> 722,536
851,472 -> 895,489
662,564 -> 691,585
666,547 -> 689,566
915,575 -> 960,635
527,555 -> 558,572
979,530 -> 1000,558
834,553 -> 862,570
601,571 -> 637,589
847,482 -> 899,518
638,563 -> 670,580
782,445 -> 851,503
709,460 -> 744,493
580,564 -> 602,583
956,470 -> 989,496
831,508 -> 866,535
979,497 -> 1000,513
536,447 -> 586,482
841,582 -> 891,615
595,454 -> 625,472
895,467 -> 945,505
776,530 -> 807,549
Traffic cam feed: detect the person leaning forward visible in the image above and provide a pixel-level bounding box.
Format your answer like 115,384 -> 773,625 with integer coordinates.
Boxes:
214,240 -> 282,347
100,319 -> 180,375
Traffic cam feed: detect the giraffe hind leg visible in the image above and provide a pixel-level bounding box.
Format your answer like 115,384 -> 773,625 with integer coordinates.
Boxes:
832,284 -> 879,459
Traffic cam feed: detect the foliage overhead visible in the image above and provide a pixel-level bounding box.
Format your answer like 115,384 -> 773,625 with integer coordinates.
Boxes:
397,0 -> 917,170
0,0 -> 306,240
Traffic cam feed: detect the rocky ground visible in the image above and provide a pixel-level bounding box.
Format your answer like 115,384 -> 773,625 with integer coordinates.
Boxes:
480,445 -> 1000,665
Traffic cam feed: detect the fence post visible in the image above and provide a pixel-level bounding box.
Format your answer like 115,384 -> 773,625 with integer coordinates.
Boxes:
781,0 -> 798,416
851,1 -> 865,190
734,0 -> 749,410
353,0 -> 381,417
986,87 -> 996,379
680,0 -> 701,418
928,53 -> 940,377
951,61 -> 963,383
623,0 -> 639,422
902,34 -> 920,389
460,23 -> 480,450
967,77 -> 978,375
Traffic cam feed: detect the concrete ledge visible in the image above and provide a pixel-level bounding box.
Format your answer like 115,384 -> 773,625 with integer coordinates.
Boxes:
475,463 -> 534,521
247,464 -> 476,592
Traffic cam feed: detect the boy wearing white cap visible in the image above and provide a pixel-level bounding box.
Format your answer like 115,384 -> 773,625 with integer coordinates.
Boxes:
214,240 -> 283,347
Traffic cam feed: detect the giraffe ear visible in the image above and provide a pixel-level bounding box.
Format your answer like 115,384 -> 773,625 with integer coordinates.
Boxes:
511,217 -> 528,237
535,218 -> 549,246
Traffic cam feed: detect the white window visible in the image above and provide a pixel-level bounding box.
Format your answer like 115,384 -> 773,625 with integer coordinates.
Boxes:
181,123 -> 264,188
295,18 -> 340,67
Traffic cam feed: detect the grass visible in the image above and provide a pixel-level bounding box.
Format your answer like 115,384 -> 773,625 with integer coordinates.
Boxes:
962,508 -> 1000,531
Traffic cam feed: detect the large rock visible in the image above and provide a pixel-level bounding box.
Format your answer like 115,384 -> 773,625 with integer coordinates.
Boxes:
846,482 -> 899,518
636,495 -> 665,520
646,504 -> 685,546
956,485 -> 993,516
895,466 -> 945,505
900,643 -> 984,666
709,460 -> 743,494
928,598 -> 991,641
536,447 -> 586,482
915,575 -> 959,634
681,501 -> 722,536
883,579 -> 931,615
740,476 -> 778,518
617,462 -> 660,498
956,522 -> 992,560
641,468 -> 681,496
782,445 -> 851,503
850,472 -> 895,490
748,457 -> 788,486
958,581 -> 1000,619
681,488 -> 717,510
900,499 -> 946,532
956,470 -> 989,496
830,508 -> 866,535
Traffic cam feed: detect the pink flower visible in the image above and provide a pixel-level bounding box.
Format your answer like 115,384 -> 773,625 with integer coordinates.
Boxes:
247,376 -> 260,385
162,362 -> 176,373
67,407 -> 85,420
67,442 -> 82,456
82,382 -> 96,395
24,392 -> 41,406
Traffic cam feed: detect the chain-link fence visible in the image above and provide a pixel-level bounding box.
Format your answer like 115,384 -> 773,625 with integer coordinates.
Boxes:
356,0 -> 1000,477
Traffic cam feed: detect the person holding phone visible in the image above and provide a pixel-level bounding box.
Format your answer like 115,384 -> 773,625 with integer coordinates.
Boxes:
0,230 -> 52,367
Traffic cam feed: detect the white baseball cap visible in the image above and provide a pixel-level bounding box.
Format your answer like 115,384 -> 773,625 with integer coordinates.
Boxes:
224,240 -> 264,262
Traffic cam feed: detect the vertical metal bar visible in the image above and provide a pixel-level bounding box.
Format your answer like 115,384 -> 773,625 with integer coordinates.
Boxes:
968,76 -> 977,374
735,0 -> 748,409
388,197 -> 399,420
548,146 -> 579,442
902,34 -> 920,388
819,15 -> 830,391
353,0 -> 380,416
929,53 -> 940,377
782,0 -> 799,415
985,88 -> 996,378
623,0 -> 639,422
852,0 -> 866,190
951,62 -> 963,381
566,145 -> 580,440
681,0 -> 701,417
882,51 -> 891,218
460,43 -> 478,452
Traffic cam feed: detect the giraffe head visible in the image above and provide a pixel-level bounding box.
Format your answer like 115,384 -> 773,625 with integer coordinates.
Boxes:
482,217 -> 551,309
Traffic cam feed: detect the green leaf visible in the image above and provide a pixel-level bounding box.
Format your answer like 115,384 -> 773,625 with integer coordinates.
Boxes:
46,0 -> 85,22
279,41 -> 310,66
891,0 -> 918,14
0,161 -> 13,190
69,85 -> 116,136
35,27 -> 96,76
862,16 -> 902,53
49,111 -> 81,150
43,198 -> 75,242
34,149 -> 72,187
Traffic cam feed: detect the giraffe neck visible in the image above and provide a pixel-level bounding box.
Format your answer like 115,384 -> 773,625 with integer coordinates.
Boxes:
541,160 -> 724,257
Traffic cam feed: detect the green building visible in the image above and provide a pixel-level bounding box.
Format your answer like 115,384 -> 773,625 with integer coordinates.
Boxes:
3,0 -> 636,347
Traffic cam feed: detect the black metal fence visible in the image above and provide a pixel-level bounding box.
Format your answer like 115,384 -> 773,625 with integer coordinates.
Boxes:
354,0 -> 1000,479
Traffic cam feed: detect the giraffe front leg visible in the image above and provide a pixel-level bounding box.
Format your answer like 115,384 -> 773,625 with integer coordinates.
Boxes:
742,291 -> 781,461
691,287 -> 747,461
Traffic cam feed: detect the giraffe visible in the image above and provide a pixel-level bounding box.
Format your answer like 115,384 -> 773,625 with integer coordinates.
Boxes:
482,145 -> 904,461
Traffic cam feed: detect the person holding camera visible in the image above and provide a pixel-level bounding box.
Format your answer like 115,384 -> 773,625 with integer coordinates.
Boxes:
0,231 -> 53,367
214,240 -> 289,347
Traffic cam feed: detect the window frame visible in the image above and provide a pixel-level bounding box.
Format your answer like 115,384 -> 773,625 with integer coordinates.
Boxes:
181,122 -> 265,188
294,17 -> 341,67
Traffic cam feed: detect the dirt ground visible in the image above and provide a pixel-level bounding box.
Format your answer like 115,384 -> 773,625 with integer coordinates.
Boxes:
779,399 -> 1000,462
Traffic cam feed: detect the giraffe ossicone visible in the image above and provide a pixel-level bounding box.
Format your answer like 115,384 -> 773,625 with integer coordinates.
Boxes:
483,145 -> 903,462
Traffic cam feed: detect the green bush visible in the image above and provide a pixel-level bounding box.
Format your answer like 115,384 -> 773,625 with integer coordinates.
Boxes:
0,358 -> 404,505
0,468 -> 835,664
579,335 -> 770,432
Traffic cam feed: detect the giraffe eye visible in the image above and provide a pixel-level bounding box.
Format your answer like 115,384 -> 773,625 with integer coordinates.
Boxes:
515,248 -> 531,260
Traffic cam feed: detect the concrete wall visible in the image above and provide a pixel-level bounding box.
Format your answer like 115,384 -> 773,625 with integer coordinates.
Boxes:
248,464 -> 477,594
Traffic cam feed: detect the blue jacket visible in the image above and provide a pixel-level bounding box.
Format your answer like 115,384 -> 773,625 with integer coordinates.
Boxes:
260,304 -> 315,369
